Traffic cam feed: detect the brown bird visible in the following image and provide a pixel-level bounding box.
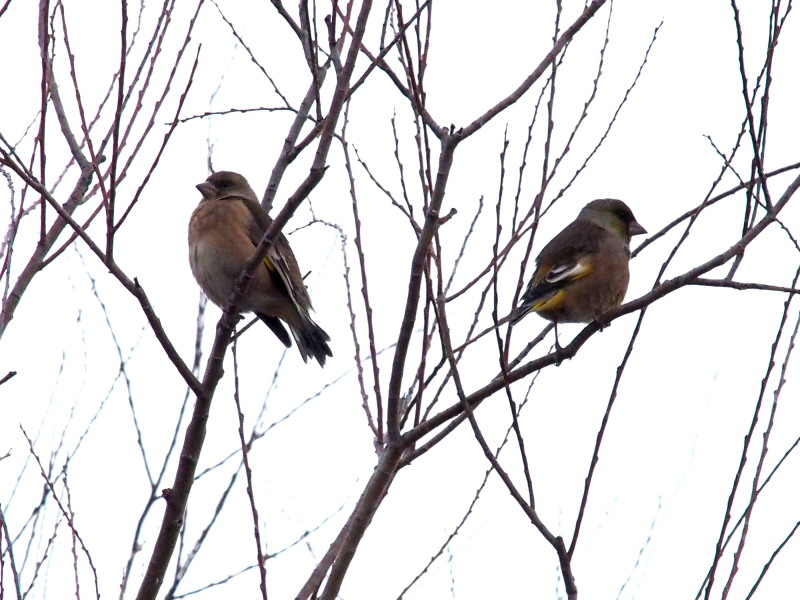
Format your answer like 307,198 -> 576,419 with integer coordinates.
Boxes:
189,171 -> 332,366
510,199 -> 646,332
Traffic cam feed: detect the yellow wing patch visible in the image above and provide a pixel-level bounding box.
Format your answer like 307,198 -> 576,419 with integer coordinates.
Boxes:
544,260 -> 593,284
567,262 -> 593,281
532,290 -> 566,313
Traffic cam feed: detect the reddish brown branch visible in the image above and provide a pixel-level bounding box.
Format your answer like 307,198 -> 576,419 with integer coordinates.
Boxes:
458,0 -> 608,140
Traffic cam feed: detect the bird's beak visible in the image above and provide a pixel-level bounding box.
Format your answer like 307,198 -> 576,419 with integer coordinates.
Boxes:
196,181 -> 215,198
629,220 -> 647,236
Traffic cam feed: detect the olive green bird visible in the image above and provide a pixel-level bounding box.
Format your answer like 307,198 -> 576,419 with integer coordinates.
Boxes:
510,199 -> 646,331
188,171 -> 332,366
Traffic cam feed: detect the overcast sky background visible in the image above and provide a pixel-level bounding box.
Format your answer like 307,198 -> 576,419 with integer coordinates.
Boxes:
1,1 -> 799,599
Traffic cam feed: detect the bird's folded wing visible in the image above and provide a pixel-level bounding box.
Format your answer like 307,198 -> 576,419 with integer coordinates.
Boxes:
522,258 -> 593,306
543,260 -> 592,283
240,196 -> 314,313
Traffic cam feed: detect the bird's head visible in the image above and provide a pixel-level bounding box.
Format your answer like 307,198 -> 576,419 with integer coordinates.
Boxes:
196,171 -> 258,202
581,198 -> 646,241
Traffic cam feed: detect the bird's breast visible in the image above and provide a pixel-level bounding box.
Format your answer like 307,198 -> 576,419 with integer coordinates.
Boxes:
188,200 -> 258,308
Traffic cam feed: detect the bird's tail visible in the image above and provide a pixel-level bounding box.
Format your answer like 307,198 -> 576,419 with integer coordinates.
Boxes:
509,303 -> 532,326
509,289 -> 562,326
292,317 -> 332,367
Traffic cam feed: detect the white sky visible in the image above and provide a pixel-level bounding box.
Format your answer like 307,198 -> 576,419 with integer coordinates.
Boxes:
1,1 -> 799,599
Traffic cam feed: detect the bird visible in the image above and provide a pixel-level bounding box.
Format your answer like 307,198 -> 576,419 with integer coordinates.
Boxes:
510,199 -> 646,347
188,170 -> 332,366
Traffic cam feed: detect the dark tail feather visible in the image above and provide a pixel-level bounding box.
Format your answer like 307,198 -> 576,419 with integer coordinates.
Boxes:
509,303 -> 532,326
510,286 -> 561,326
292,318 -> 332,367
257,313 -> 292,347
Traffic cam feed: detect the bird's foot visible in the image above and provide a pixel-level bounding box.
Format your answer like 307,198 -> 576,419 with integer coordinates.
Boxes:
593,315 -> 611,331
552,340 -> 564,366
552,322 -> 564,365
